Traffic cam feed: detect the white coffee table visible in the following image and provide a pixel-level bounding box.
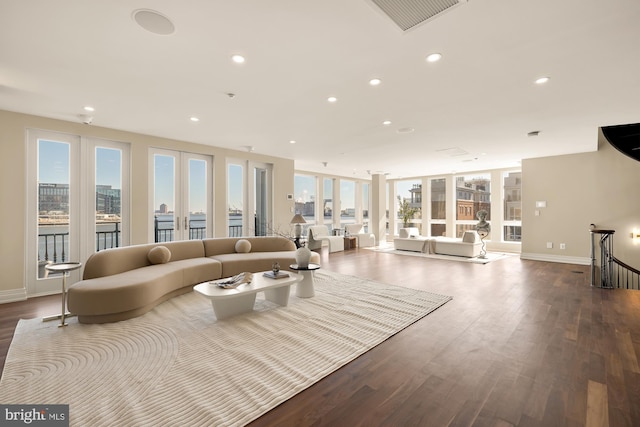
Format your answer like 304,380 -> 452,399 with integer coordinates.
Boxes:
194,271 -> 302,320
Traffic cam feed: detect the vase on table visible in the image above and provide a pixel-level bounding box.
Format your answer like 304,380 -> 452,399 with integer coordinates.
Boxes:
295,244 -> 311,268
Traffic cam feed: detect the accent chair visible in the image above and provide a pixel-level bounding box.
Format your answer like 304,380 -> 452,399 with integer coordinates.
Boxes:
307,225 -> 344,253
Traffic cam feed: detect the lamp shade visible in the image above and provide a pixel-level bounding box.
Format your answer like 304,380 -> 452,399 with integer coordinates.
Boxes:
290,214 -> 306,224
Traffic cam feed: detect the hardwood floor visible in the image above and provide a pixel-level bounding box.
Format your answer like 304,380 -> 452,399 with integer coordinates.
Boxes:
2,248 -> 639,426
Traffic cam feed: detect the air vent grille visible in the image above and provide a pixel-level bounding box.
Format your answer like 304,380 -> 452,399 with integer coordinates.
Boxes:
371,0 -> 463,31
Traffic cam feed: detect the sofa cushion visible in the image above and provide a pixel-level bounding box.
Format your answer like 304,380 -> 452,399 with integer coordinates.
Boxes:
148,246 -> 171,264
235,239 -> 251,253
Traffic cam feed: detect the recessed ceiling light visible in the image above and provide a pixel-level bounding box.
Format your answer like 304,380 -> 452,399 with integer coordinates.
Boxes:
83,106 -> 95,112
397,127 -> 415,134
327,96 -> 338,103
190,117 -> 200,122
289,140 -> 296,144
132,9 -> 175,35
231,54 -> 246,64
535,76 -> 550,84
383,120 -> 392,126
426,53 -> 442,63
369,78 -> 382,86
528,130 -> 540,137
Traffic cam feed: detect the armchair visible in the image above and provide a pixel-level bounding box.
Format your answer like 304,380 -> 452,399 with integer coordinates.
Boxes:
307,225 -> 344,253
344,224 -> 376,248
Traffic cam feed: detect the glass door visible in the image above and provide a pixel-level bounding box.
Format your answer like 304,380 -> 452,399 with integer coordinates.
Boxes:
26,131 -> 80,296
151,148 -> 211,242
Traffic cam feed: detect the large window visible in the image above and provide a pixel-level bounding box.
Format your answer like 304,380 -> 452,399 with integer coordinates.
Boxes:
362,183 -> 370,231
228,163 -> 244,237
294,174 -> 316,227
340,179 -> 355,227
396,179 -> 422,233
503,171 -> 522,242
28,130 -> 130,296
152,150 -> 211,242
323,178 -> 333,226
430,178 -> 446,236
455,174 -> 491,238
96,147 -> 123,251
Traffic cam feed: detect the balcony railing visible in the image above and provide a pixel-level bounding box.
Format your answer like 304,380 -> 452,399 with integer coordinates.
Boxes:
38,218 -> 260,264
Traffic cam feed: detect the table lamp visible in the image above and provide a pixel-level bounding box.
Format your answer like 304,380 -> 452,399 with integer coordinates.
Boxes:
290,213 -> 306,238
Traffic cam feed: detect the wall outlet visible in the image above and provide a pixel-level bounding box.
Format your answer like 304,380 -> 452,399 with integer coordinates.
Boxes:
560,243 -> 566,250
546,242 -> 553,249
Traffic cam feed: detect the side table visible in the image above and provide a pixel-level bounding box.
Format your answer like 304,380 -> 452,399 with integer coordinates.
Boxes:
289,263 -> 320,298
344,236 -> 357,250
43,261 -> 82,327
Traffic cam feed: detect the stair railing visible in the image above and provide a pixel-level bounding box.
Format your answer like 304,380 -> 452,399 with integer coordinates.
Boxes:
590,227 -> 640,290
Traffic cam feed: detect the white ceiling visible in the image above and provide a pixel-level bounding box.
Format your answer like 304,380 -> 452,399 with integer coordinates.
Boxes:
2,0 -> 639,179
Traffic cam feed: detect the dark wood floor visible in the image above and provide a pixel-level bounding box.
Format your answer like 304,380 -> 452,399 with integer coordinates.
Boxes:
2,248 -> 639,426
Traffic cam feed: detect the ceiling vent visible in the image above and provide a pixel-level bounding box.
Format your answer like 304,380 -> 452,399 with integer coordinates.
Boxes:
370,0 -> 466,32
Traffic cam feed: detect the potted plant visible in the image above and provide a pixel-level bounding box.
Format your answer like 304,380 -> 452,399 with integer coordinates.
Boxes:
397,196 -> 418,228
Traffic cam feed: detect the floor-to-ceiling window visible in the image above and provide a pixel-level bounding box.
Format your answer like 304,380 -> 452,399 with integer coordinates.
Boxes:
294,174 -> 317,237
455,173 -> 491,238
27,130 -> 130,296
362,182 -> 370,231
151,149 -> 212,242
503,171 -> 522,242
340,179 -> 356,228
430,177 -> 446,237
228,163 -> 244,237
94,142 -> 129,251
396,179 -> 422,234
323,178 -> 333,231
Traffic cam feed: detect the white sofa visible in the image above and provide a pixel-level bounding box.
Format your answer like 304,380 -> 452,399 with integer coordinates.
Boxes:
393,228 -> 482,258
307,225 -> 344,253
344,224 -> 376,248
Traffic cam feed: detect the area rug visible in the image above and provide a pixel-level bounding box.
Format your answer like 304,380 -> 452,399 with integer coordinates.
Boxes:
0,271 -> 451,427
369,246 -> 511,264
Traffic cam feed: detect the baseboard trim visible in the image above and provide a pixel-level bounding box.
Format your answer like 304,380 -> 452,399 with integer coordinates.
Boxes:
0,288 -> 28,304
520,253 -> 591,266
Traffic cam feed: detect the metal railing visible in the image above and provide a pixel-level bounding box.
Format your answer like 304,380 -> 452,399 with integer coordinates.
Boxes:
38,217 -> 267,263
612,256 -> 640,290
590,227 -> 640,290
38,232 -> 69,263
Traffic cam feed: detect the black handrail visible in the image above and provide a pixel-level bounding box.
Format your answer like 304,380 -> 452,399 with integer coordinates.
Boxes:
612,255 -> 640,290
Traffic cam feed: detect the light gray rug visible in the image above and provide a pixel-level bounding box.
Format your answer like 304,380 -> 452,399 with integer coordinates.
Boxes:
370,246 -> 511,264
0,270 -> 451,427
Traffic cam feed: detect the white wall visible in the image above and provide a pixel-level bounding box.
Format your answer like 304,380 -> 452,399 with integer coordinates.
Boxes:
521,129 -> 640,267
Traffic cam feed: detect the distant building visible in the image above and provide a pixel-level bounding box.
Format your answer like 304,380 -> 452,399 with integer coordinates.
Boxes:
96,185 -> 121,215
38,183 -> 69,214
159,203 -> 168,214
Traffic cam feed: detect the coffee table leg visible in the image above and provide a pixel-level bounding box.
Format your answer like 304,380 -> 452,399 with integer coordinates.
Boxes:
264,285 -> 291,306
296,271 -> 315,298
211,294 -> 257,320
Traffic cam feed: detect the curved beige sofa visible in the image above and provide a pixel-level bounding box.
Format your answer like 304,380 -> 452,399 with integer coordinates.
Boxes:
68,236 -> 320,324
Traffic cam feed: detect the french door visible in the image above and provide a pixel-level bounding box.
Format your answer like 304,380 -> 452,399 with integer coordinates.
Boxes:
26,130 -> 130,296
150,149 -> 212,242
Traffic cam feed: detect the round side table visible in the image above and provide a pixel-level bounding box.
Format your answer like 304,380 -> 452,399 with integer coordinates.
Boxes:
43,262 -> 82,327
289,263 -> 320,298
